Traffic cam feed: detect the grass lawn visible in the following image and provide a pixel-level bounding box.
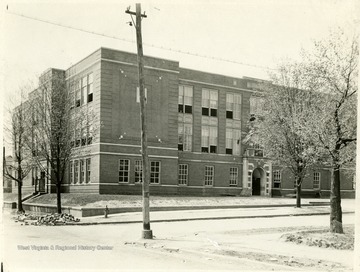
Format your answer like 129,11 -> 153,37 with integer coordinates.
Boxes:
21,193 -> 309,208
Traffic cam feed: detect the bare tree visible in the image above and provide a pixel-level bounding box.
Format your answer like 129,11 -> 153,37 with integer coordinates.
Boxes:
301,30 -> 358,233
30,69 -> 97,214
247,62 -> 321,208
3,89 -> 33,212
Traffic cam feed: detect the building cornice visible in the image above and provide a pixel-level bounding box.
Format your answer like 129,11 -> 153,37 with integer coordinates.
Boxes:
178,78 -> 261,94
101,58 -> 179,74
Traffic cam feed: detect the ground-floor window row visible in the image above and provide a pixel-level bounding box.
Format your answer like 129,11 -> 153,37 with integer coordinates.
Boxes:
69,158 -> 91,184
273,170 -> 325,189
178,164 -> 239,187
118,160 -> 240,187
119,159 -> 161,184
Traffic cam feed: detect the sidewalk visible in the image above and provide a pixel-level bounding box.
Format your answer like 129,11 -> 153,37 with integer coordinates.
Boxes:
70,199 -> 356,225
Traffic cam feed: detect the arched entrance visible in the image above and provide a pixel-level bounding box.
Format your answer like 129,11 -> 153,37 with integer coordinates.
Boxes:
252,168 -> 265,196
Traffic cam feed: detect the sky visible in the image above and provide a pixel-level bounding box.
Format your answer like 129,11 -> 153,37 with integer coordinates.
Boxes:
1,0 -> 359,149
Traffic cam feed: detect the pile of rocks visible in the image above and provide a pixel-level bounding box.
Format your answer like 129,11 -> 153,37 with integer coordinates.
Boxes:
13,212 -> 38,224
13,212 -> 80,226
35,213 -> 80,226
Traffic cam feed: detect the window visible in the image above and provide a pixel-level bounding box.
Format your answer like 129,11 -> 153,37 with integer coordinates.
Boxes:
178,164 -> 188,185
273,170 -> 281,188
250,96 -> 264,118
178,85 -> 193,152
248,143 -> 264,157
74,160 -> 79,184
81,76 -> 87,105
81,121 -> 87,146
86,158 -> 91,183
226,93 -> 241,120
70,126 -> 75,147
75,80 -> 81,107
178,85 -> 193,113
202,89 -> 218,117
178,114 -> 193,151
226,129 -> 233,154
313,172 -> 320,189
119,159 -> 130,183
201,117 -> 218,153
75,126 -> 81,147
74,73 -> 93,107
201,90 -> 218,153
135,160 -> 143,183
87,125 -> 93,145
254,144 -> 263,157
225,124 -> 241,155
80,160 -> 85,184
87,73 -> 93,103
205,166 -> 214,186
69,161 -> 74,184
69,81 -> 75,109
73,119 -> 93,147
230,167 -> 238,186
150,161 -> 161,184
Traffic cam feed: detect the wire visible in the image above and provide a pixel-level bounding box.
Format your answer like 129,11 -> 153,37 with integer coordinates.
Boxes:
6,10 -> 276,71
6,10 -> 136,44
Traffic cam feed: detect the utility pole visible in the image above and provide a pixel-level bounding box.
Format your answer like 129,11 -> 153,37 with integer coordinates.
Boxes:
125,3 -> 153,239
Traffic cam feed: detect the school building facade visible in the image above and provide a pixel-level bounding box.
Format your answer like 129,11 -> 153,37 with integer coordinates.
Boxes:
13,47 -> 355,198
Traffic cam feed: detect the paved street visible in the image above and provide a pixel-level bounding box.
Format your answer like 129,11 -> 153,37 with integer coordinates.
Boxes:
2,208 -> 355,271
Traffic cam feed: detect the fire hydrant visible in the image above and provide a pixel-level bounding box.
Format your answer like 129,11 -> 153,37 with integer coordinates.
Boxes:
104,205 -> 109,218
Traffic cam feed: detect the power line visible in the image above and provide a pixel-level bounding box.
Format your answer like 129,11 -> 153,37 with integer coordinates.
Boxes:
6,10 -> 276,71
6,10 -> 135,45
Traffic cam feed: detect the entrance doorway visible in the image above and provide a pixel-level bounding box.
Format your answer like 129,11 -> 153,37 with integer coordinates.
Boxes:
39,171 -> 46,193
252,168 -> 265,196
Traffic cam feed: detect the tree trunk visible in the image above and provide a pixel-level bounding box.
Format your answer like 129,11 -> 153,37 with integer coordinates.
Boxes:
56,183 -> 62,214
330,166 -> 343,233
17,181 -> 23,212
296,176 -> 302,208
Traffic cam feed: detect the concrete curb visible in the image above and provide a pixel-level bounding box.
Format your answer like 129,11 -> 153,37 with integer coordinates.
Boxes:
64,211 -> 354,226
17,202 -> 331,217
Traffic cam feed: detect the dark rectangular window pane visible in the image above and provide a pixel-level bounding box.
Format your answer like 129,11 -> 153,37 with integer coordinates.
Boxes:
210,109 -> 217,117
201,147 -> 209,153
226,148 -> 233,155
178,144 -> 183,151
87,93 -> 93,103
210,146 -> 217,153
226,111 -> 233,119
185,105 -> 192,114
178,104 -> 184,113
202,107 -> 209,116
